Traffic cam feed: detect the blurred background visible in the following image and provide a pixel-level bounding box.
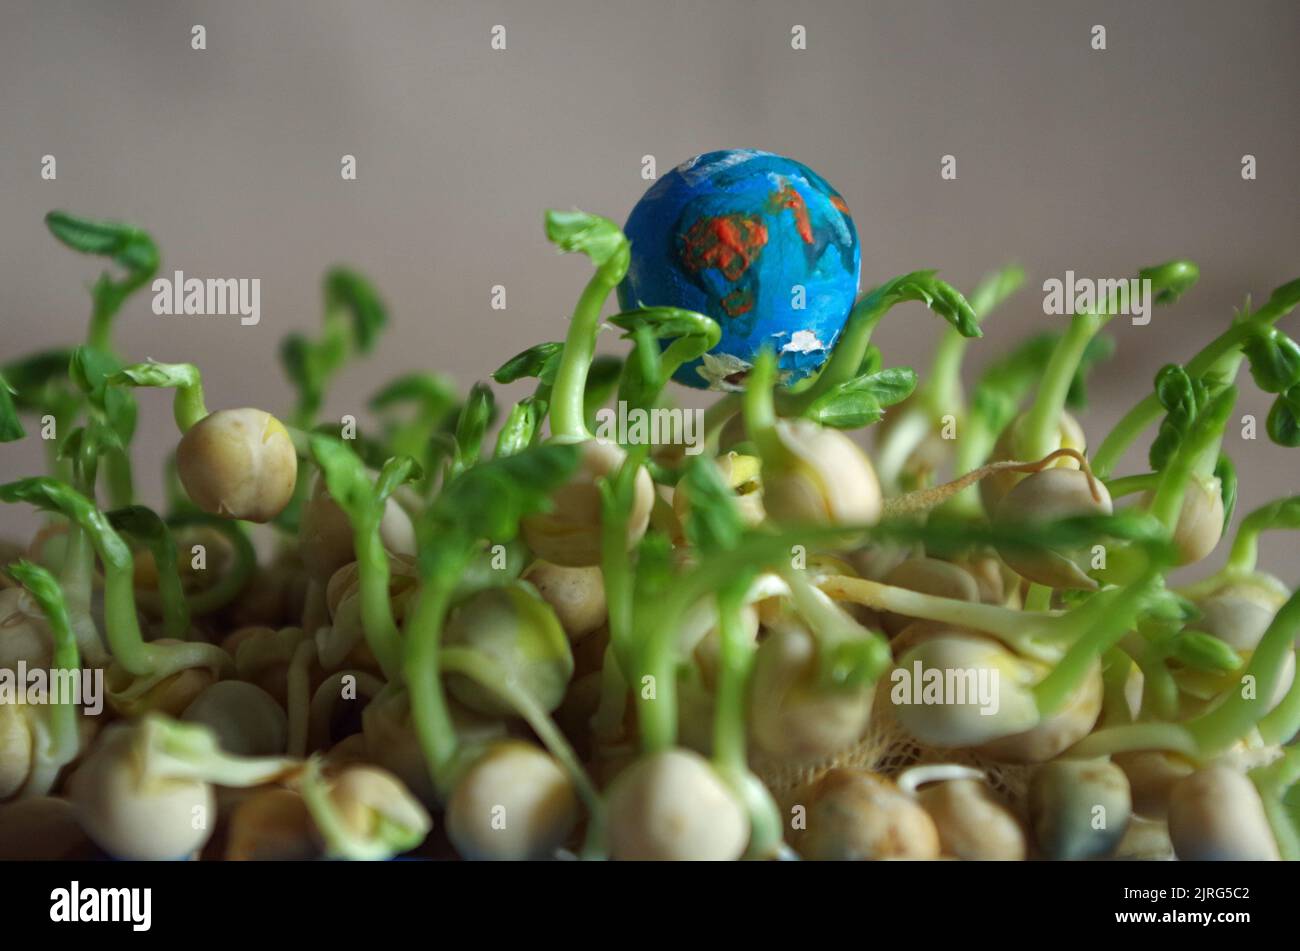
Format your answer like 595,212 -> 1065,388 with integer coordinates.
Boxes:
2,0 -> 1299,573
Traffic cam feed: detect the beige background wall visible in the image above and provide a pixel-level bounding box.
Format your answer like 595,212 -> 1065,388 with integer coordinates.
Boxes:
2,0 -> 1299,573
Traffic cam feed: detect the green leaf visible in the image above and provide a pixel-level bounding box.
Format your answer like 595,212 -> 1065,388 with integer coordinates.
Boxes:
1139,260 -> 1199,307
110,361 -> 201,391
0,476 -> 130,565
544,209 -> 629,273
877,510 -> 1174,563
68,346 -> 120,407
1,349 -> 76,410
324,268 -> 388,353
493,342 -> 564,384
865,270 -> 981,338
495,397 -> 547,457
1171,630 -> 1241,674
310,435 -> 374,516
58,421 -> 124,463
679,455 -> 745,554
806,367 -> 918,429
451,382 -> 496,472
607,307 -> 721,348
421,443 -> 582,563
1153,364 -> 1196,417
0,373 -> 25,442
851,367 -> 917,407
1263,277 -> 1300,315
1266,384 -> 1300,448
1243,326 -> 1300,394
45,211 -> 159,277
1149,365 -> 1206,471
307,424 -> 390,472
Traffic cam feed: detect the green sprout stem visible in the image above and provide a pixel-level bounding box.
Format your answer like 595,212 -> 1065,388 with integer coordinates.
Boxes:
56,525 -> 109,667
549,237 -> 628,441
1032,572 -> 1161,716
778,304 -> 885,415
1222,495 -> 1300,577
1120,632 -> 1180,720
109,362 -> 209,433
711,581 -> 754,774
784,569 -> 891,688
1251,748 -> 1300,861
403,553 -> 467,799
1098,649 -> 1135,729
819,574 -> 1062,660
711,577 -> 786,859
1019,312 -> 1107,461
1146,386 -> 1235,533
1258,670 -> 1300,747
109,506 -> 191,641
1105,473 -> 1160,498
352,517 -> 401,680
5,560 -> 82,796
635,596 -> 683,755
599,461 -> 638,683
310,439 -> 419,681
742,350 -> 790,472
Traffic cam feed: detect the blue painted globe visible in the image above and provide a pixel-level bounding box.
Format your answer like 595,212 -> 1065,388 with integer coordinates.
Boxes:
618,149 -> 860,390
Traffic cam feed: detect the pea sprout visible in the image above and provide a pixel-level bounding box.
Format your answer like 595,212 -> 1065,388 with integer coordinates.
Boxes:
3,560 -> 82,798
9,198 -> 1300,862
874,264 -> 1025,490
107,505 -> 191,640
0,477 -> 232,697
310,436 -> 420,680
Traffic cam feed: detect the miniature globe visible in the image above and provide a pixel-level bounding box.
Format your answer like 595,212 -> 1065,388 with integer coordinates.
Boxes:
618,149 -> 860,390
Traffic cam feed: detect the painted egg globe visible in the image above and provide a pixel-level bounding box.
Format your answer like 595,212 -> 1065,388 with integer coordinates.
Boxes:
618,149 -> 860,390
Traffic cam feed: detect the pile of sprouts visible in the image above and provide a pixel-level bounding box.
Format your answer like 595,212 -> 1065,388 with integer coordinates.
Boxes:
1,208 -> 1298,862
